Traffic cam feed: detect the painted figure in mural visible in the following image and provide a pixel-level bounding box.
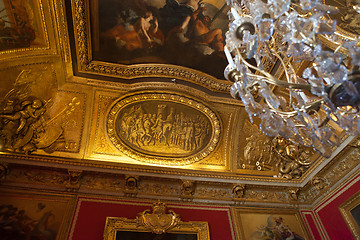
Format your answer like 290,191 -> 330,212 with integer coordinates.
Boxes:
96,0 -> 228,79
134,10 -> 162,45
0,0 -> 36,50
250,215 -> 304,240
183,5 -> 224,54
159,0 -> 199,36
101,8 -> 164,51
0,204 -> 57,240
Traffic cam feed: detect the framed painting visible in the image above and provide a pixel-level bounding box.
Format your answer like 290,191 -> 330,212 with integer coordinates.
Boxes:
0,0 -> 47,52
104,217 -> 210,240
114,230 -> 197,240
232,208 -> 309,240
339,190 -> 360,239
0,191 -> 74,240
70,0 -> 231,92
103,201 -> 209,240
104,217 -> 208,240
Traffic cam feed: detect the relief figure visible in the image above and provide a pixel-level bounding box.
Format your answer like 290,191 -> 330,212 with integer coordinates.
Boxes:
116,102 -> 211,153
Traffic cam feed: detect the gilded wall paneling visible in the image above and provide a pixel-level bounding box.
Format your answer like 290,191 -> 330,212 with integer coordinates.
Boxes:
299,143 -> 360,205
0,161 -> 345,206
197,105 -> 235,169
237,120 -> 278,176
90,94 -> 122,158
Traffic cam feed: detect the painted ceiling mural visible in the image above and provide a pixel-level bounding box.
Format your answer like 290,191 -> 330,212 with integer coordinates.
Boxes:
0,0 -> 46,51
92,0 -> 229,79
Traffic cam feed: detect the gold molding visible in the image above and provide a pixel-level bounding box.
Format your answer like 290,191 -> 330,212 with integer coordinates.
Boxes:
103,218 -> 209,240
106,93 -> 221,166
339,190 -> 360,239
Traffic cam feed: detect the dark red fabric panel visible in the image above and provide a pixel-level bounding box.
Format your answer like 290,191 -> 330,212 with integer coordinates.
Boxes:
316,175 -> 360,240
69,198 -> 234,240
301,211 -> 322,240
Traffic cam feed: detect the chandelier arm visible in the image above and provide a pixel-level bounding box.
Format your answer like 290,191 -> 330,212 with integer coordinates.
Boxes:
334,32 -> 357,41
270,49 -> 295,106
236,48 -> 275,80
266,99 -> 323,117
271,49 -> 291,84
236,48 -> 312,91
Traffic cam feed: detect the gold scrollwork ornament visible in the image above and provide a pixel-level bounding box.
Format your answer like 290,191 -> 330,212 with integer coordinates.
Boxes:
232,184 -> 246,201
272,136 -> 313,179
124,175 -> 139,196
181,180 -> 195,200
136,201 -> 181,234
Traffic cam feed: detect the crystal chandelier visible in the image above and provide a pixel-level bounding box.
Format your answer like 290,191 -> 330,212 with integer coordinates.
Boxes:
224,0 -> 360,157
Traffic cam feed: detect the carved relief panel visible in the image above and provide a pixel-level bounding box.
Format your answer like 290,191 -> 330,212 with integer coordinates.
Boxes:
106,93 -> 221,166
0,65 -> 85,155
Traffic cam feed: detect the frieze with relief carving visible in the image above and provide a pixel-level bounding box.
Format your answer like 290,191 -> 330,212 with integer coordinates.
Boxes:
107,93 -> 221,165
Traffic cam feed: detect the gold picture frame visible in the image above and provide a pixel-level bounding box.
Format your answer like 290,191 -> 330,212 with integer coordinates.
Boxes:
103,201 -> 210,240
232,207 -> 309,240
103,217 -> 209,240
339,190 -> 360,239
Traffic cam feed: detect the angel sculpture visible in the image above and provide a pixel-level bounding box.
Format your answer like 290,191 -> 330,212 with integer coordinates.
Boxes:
0,70 -> 80,154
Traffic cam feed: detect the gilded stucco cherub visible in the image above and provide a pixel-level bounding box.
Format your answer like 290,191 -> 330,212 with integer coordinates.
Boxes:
0,70 -> 80,154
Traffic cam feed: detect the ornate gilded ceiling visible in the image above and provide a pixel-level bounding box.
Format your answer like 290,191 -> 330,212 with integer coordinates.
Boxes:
0,0 -> 359,206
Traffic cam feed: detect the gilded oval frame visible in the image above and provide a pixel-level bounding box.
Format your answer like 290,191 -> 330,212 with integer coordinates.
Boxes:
106,93 -> 221,166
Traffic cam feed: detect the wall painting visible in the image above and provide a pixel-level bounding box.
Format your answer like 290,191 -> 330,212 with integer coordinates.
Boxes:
0,193 -> 71,240
233,208 -> 309,240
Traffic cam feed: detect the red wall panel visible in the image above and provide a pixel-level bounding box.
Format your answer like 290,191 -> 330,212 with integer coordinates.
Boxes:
301,173 -> 360,240
316,175 -> 360,240
301,211 -> 322,240
68,197 -> 235,240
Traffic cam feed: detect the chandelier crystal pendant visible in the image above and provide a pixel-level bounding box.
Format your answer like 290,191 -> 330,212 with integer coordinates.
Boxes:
224,0 -> 360,157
